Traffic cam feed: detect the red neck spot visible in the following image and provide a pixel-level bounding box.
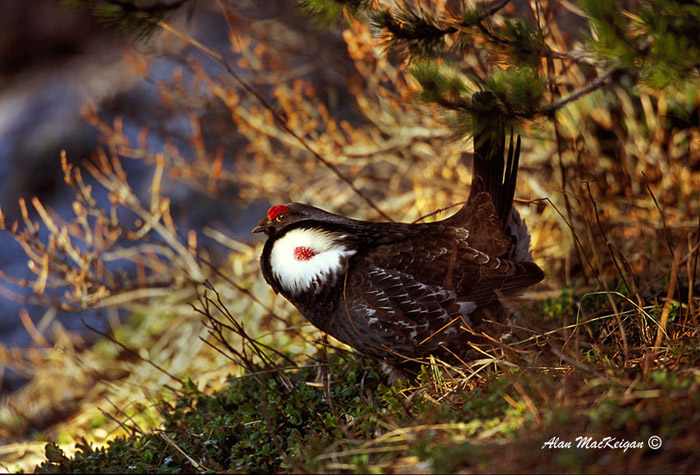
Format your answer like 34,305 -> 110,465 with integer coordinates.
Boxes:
294,246 -> 317,261
267,204 -> 290,221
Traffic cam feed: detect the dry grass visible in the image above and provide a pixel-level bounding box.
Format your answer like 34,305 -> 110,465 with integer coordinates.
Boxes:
0,0 -> 699,472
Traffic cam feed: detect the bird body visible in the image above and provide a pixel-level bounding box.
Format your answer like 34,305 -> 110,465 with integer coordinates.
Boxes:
253,131 -> 543,366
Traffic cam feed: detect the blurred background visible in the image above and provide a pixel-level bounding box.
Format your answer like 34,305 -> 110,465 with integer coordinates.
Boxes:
0,0 -> 121,352
0,0 -> 260,385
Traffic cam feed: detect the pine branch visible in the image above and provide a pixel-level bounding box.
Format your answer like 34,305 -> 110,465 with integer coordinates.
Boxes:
372,0 -> 514,59
102,0 -> 190,15
482,0 -> 511,18
460,0 -> 511,26
63,0 -> 195,39
373,5 -> 456,58
298,0 -> 373,28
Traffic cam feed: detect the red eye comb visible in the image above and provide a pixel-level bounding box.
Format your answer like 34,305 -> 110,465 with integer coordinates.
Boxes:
267,205 -> 290,221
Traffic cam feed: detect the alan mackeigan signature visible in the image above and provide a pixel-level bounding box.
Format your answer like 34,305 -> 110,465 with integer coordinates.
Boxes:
542,435 -> 662,452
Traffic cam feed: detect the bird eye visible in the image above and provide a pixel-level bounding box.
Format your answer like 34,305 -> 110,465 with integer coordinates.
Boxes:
275,212 -> 288,222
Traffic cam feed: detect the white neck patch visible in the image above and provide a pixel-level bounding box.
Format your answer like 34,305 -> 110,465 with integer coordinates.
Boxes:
270,228 -> 356,295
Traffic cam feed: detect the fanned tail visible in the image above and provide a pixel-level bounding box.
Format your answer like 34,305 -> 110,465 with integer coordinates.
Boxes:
444,92 -> 540,275
471,123 -> 521,231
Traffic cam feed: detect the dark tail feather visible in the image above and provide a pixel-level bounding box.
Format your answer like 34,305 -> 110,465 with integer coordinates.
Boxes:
471,123 -> 521,230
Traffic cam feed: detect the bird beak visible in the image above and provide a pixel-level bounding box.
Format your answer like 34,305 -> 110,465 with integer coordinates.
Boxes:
251,217 -> 270,234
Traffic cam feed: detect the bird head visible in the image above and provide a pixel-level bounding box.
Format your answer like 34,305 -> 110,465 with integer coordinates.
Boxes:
251,202 -> 342,237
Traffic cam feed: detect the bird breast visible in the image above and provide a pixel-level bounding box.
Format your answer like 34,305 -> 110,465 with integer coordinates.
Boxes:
269,228 -> 356,295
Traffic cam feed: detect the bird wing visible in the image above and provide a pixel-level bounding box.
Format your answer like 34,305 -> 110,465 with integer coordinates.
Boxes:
335,264 -> 474,360
367,225 -> 542,303
330,225 -> 542,360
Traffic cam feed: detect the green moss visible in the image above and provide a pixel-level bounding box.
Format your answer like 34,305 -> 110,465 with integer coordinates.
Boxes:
36,353 -> 386,473
33,290 -> 700,474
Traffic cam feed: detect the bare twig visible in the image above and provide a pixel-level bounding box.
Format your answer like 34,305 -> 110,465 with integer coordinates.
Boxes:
583,182 -> 629,359
157,20 -> 393,221
82,320 -> 184,386
538,69 -> 617,116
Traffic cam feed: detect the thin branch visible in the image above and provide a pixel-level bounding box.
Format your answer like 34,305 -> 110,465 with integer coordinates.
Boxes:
434,67 -> 618,120
157,20 -> 393,221
584,182 -> 630,361
82,320 -> 184,386
103,0 -> 190,15
537,68 -> 617,116
484,0 -> 511,17
644,172 -> 683,315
